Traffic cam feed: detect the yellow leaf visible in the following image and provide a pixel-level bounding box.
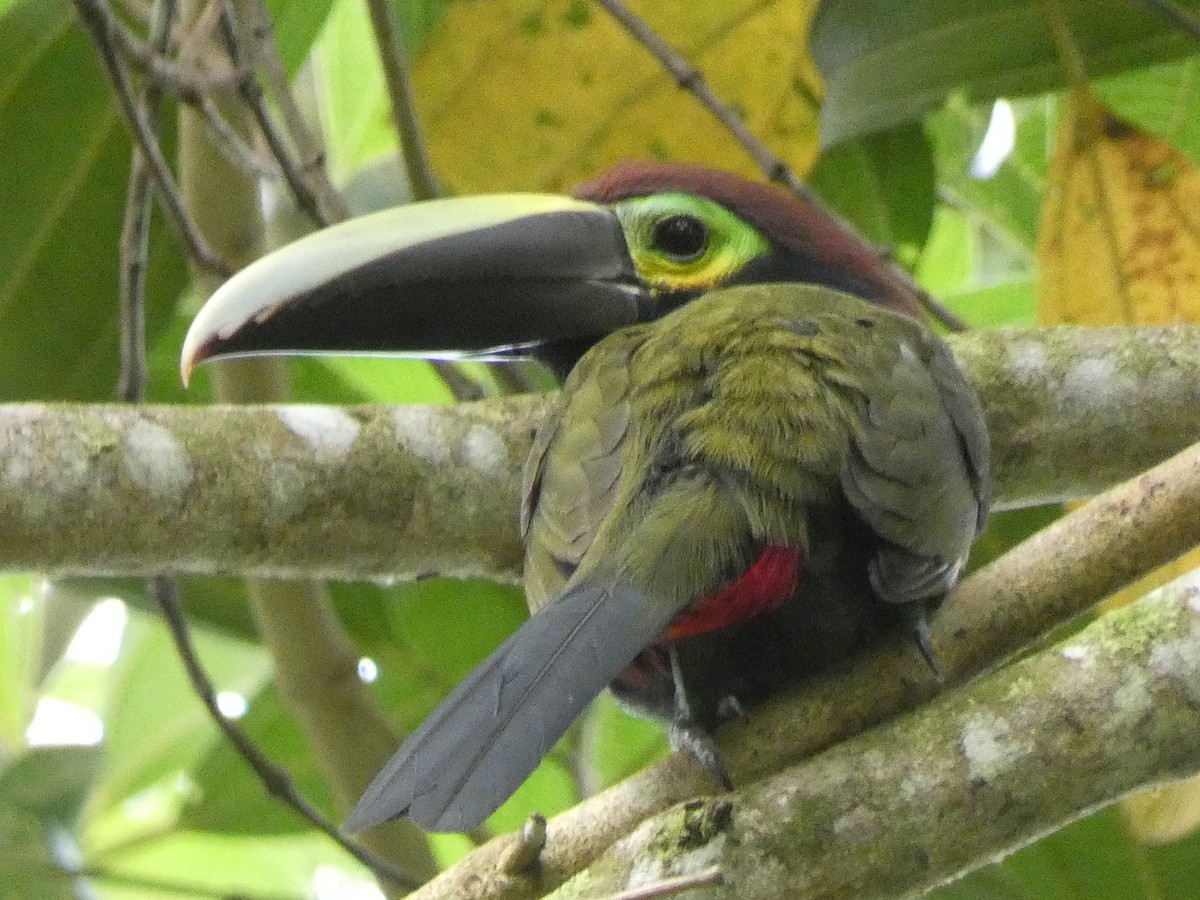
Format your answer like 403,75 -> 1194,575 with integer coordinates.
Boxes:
411,0 -> 823,192
1038,90 -> 1200,845
1037,92 -> 1200,326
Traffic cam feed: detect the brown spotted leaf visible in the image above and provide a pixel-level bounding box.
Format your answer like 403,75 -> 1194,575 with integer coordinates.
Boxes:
1038,89 -> 1200,846
411,0 -> 823,192
1037,92 -> 1200,325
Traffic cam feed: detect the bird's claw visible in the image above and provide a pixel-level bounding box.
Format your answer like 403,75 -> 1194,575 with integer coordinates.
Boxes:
669,718 -> 733,790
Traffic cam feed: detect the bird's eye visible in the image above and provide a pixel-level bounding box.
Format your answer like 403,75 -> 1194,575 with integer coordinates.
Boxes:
650,214 -> 708,261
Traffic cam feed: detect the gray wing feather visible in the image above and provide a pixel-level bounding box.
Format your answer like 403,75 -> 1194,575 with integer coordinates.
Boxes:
345,579 -> 669,833
841,333 -> 989,606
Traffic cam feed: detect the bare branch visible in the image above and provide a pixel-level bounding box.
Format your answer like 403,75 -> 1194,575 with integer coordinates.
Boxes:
117,0 -> 177,402
232,0 -> 351,221
77,0 -> 244,100
150,577 -> 422,889
74,0 -> 232,276
214,1 -> 334,226
364,0 -> 440,201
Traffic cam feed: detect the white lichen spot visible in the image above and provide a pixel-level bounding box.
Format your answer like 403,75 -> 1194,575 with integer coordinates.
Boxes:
1007,341 -> 1048,380
899,767 -> 940,802
1060,644 -> 1088,662
1190,593 -> 1200,617
392,406 -> 450,465
462,424 -> 508,476
1111,670 -> 1155,718
0,406 -> 46,430
1149,625 -> 1200,706
961,712 -> 1028,782
266,461 -> 306,523
1061,357 -> 1136,413
275,406 -> 360,463
833,804 -> 882,846
0,407 -> 45,489
123,420 -> 192,502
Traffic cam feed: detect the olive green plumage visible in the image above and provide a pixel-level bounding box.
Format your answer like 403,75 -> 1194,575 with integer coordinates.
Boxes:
347,283 -> 987,832
525,282 -> 987,615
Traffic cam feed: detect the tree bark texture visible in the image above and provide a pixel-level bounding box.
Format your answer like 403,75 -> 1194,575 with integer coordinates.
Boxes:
1,324 -> 1198,579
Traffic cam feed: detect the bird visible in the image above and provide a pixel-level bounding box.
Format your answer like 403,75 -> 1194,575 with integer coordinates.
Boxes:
181,162 -> 990,834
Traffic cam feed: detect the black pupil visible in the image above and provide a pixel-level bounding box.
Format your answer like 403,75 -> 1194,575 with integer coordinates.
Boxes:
652,214 -> 708,260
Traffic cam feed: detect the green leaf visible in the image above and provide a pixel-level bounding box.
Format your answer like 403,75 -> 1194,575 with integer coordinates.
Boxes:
82,612 -> 270,826
385,578 -> 529,685
582,692 -> 668,790
0,745 -> 100,827
180,682 -> 332,835
1094,55 -> 1200,169
934,807 -> 1149,900
0,0 -> 186,401
926,96 -> 1049,256
0,576 -> 42,752
0,814 -> 82,899
96,830 -> 364,898
942,278 -> 1037,329
812,0 -> 1200,144
809,122 -> 937,265
263,0 -> 336,75
317,0 -> 397,183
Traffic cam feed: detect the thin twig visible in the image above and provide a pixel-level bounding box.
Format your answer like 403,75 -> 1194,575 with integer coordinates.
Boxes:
215,1 -> 333,225
197,93 -> 283,177
117,0 -> 176,402
1042,0 -> 1092,95
595,0 -> 808,195
1139,0 -> 1200,42
365,0 -> 440,201
237,0 -> 351,220
75,0 -> 244,100
147,576 -> 423,890
600,867 -> 725,900
82,0 -> 279,179
74,0 -> 232,277
593,0 -> 966,331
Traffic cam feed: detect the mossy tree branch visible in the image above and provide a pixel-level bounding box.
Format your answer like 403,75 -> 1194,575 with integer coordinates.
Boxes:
0,324 -> 1197,578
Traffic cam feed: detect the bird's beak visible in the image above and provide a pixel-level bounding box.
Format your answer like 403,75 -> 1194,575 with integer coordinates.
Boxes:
180,195 -> 652,384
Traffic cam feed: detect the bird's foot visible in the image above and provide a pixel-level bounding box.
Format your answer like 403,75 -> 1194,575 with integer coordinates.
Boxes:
715,694 -> 746,723
669,718 -> 733,790
668,644 -> 734,789
908,608 -> 944,683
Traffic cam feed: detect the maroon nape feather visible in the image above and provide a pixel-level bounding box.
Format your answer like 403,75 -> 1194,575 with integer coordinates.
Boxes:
572,160 -> 923,319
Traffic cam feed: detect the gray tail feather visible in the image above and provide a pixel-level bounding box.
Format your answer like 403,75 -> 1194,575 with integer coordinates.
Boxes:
345,579 -> 669,833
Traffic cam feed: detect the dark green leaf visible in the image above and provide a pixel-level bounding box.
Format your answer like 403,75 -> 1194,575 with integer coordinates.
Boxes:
263,0 -> 336,75
812,0 -> 1200,144
0,745 -> 100,826
0,0 -> 186,401
808,122 -> 937,265
934,807 -> 1151,900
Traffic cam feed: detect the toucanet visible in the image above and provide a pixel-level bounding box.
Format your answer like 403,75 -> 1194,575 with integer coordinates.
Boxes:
182,162 -> 990,834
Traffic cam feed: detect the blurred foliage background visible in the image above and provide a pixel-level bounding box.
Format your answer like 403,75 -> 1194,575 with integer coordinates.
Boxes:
3,0 -> 1200,896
